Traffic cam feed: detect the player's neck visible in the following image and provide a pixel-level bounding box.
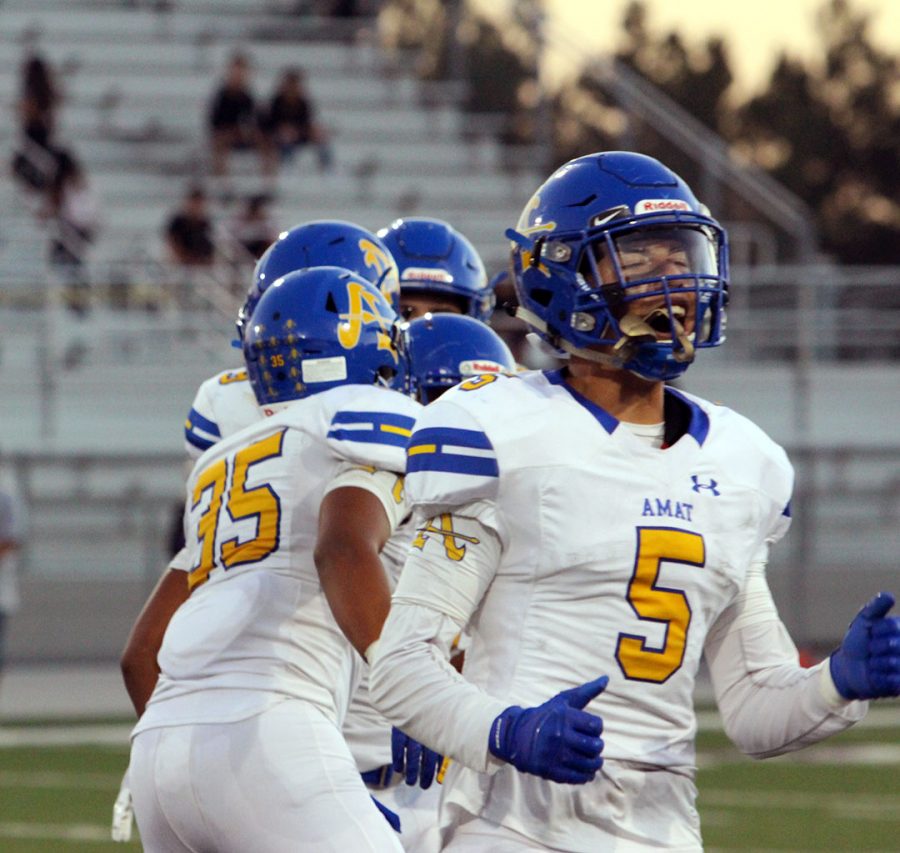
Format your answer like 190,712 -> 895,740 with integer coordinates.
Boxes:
563,362 -> 664,424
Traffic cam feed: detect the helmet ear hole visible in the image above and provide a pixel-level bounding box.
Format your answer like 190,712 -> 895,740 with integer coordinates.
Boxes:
531,288 -> 553,307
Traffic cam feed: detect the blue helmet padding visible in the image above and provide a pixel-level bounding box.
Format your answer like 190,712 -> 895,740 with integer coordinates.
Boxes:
509,151 -> 729,381
242,266 -> 403,406
235,220 -> 400,341
404,313 -> 516,403
377,217 -> 495,322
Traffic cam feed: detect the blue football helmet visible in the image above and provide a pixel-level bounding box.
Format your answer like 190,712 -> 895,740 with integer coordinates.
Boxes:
404,313 -> 516,404
377,217 -> 495,322
235,220 -> 400,341
508,151 -> 728,381
242,266 -> 403,406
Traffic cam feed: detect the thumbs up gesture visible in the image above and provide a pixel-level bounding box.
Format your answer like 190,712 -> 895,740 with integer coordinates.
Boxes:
488,676 -> 608,784
830,592 -> 900,700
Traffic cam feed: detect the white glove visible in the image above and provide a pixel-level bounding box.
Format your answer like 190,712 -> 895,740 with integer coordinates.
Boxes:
111,768 -> 134,842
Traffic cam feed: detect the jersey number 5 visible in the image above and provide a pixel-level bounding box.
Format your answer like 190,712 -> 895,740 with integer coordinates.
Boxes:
188,429 -> 286,589
616,527 -> 705,683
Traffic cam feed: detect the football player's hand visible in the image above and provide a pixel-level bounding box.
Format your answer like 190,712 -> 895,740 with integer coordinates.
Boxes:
370,795 -> 401,833
391,727 -> 442,789
488,675 -> 608,784
110,769 -> 134,842
830,592 -> 900,700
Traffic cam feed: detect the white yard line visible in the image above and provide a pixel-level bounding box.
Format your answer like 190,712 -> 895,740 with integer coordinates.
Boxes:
0,724 -> 133,747
0,822 -> 115,842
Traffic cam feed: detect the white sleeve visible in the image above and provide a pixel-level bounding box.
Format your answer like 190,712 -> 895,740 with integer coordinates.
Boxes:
705,562 -> 867,759
369,510 -> 508,772
183,378 -> 221,459
322,464 -> 408,534
168,546 -> 191,573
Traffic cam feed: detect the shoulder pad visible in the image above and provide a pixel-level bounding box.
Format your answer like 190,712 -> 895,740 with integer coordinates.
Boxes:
324,386 -> 421,473
406,395 -> 499,515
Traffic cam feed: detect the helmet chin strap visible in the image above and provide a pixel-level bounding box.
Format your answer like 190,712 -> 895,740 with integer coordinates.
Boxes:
516,305 -> 695,370
617,309 -> 695,363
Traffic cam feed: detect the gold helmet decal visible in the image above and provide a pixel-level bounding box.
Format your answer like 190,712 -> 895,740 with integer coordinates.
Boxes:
338,280 -> 398,361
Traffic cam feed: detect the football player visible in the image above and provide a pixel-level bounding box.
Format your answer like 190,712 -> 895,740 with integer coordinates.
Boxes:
357,313 -> 516,853
377,217 -> 495,321
125,267 -> 417,851
184,219 -> 401,458
115,234 -> 511,847
369,151 -> 900,851
403,313 -> 516,405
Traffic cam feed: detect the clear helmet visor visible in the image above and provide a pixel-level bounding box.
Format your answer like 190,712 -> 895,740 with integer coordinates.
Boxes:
576,225 -> 725,351
583,225 -> 720,290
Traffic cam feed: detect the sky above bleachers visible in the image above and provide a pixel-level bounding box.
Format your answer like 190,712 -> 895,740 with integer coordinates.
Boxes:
474,0 -> 900,96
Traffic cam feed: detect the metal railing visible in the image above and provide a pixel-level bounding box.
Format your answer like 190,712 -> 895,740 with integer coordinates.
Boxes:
4,442 -> 898,655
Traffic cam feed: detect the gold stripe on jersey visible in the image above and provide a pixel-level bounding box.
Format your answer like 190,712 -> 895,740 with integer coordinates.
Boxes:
407,443 -> 437,456
380,423 -> 412,437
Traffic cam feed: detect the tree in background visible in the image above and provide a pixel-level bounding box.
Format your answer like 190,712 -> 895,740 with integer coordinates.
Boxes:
377,0 -> 898,264
733,0 -> 899,263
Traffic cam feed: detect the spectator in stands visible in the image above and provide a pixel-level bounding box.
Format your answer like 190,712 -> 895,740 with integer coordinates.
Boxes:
45,150 -> 102,313
227,193 -> 277,260
260,67 -> 332,171
0,459 -> 24,695
11,51 -> 62,193
164,185 -> 215,267
328,0 -> 361,16
207,52 -> 274,178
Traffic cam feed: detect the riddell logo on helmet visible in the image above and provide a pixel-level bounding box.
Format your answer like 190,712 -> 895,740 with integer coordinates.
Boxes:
460,360 -> 505,375
402,268 -> 454,284
636,199 -> 691,213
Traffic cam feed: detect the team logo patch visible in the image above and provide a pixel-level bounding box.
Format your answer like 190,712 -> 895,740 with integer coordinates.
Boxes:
691,475 -> 720,496
412,513 -> 480,561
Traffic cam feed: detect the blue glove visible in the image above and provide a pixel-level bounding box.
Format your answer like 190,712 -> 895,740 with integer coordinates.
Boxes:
391,727 -> 442,789
830,592 -> 900,700
370,795 -> 401,833
488,675 -> 608,784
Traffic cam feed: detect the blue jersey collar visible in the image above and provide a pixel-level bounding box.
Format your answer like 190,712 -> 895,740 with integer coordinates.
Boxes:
544,370 -> 709,447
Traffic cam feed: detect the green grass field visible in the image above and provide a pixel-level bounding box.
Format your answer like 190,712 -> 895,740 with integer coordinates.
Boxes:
0,712 -> 897,852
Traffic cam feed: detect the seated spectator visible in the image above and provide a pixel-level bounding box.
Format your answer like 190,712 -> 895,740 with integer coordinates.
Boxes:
227,193 -> 277,260
207,52 -> 274,177
11,52 -> 62,192
260,68 -> 332,171
165,186 -> 214,266
45,150 -> 101,313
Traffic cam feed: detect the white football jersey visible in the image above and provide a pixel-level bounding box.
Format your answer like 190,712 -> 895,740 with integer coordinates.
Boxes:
181,364 -> 414,773
380,368 -> 793,849
183,367 -> 261,458
135,384 -> 421,737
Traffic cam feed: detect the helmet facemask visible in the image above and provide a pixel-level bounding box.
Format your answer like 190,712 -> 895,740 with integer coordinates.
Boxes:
514,215 -> 728,382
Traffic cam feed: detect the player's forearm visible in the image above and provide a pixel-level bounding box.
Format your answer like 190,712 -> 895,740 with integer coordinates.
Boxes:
369,602 -> 507,772
120,567 -> 190,717
708,618 -> 866,758
317,541 -> 391,658
120,655 -> 160,718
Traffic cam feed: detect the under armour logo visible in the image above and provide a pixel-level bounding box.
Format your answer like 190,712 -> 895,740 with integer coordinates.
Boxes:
691,475 -> 720,496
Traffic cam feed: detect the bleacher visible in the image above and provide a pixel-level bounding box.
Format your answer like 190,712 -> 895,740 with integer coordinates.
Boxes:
0,0 -> 897,662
